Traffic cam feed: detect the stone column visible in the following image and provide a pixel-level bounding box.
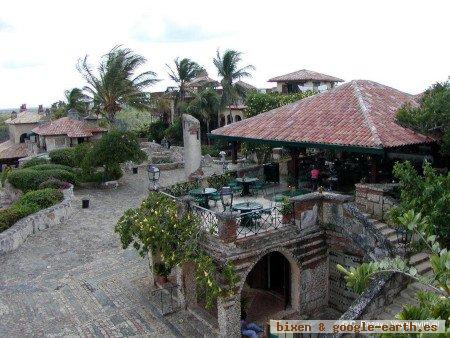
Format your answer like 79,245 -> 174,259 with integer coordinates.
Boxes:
217,211 -> 239,243
174,262 -> 197,309
217,296 -> 241,338
182,114 -> 202,179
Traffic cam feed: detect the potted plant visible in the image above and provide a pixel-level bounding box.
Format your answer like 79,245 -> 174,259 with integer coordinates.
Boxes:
280,197 -> 294,224
154,262 -> 172,286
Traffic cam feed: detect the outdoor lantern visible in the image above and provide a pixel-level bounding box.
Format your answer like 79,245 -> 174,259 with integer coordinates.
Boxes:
220,186 -> 233,211
396,229 -> 412,254
147,165 -> 161,191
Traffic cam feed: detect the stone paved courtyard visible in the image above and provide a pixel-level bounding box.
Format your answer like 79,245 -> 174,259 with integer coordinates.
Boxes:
0,166 -> 224,337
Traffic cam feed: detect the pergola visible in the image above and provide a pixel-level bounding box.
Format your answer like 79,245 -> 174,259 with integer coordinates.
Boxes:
209,80 -> 435,183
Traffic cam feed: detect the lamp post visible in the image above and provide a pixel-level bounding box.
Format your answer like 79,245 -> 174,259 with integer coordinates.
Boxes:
147,165 -> 161,191
396,228 -> 412,256
220,186 -> 233,211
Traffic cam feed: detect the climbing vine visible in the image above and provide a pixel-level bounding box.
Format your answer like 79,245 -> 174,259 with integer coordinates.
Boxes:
115,191 -> 238,308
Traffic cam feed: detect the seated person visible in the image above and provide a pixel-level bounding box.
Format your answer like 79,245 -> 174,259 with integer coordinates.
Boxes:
241,312 -> 263,338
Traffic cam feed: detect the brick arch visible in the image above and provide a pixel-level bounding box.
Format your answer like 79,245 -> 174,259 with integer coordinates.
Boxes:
237,248 -> 301,311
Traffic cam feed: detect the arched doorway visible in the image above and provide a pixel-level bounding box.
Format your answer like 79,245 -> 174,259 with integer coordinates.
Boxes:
241,251 -> 298,323
19,133 -> 28,143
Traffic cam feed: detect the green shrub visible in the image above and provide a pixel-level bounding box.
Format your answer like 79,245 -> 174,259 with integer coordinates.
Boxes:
201,145 -> 221,157
18,188 -> 63,209
164,118 -> 183,145
137,120 -> 168,143
38,178 -> 71,190
49,143 -> 91,167
22,157 -> 50,168
26,163 -> 74,172
0,208 -> 22,232
8,168 -> 77,191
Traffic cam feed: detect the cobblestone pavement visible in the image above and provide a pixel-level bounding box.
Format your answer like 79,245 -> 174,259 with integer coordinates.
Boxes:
0,166 -> 223,337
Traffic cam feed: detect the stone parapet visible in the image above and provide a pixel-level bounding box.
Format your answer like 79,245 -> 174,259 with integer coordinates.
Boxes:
355,183 -> 398,221
0,185 -> 74,255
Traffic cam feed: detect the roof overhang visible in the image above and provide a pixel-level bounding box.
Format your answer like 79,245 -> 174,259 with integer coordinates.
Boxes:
208,133 -> 386,155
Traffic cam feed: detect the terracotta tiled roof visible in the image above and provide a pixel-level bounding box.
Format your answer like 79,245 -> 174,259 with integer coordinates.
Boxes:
211,80 -> 434,149
33,117 -> 106,138
235,80 -> 257,91
0,141 -> 30,159
268,69 -> 344,83
5,111 -> 45,124
186,74 -> 220,88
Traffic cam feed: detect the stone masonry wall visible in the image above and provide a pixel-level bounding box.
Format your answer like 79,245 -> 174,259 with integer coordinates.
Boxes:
354,183 -> 398,222
299,258 -> 329,314
0,186 -> 74,255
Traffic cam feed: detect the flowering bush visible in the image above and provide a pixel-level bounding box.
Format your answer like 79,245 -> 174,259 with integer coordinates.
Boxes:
115,191 -> 238,308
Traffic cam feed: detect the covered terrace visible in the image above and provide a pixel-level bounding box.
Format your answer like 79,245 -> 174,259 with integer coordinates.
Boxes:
209,80 -> 437,189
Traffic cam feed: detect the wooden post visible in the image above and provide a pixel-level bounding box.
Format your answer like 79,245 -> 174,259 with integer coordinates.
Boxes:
369,156 -> 378,183
289,148 -> 300,186
231,141 -> 238,164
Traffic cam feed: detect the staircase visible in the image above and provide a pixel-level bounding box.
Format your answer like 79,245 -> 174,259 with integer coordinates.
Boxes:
361,213 -> 433,319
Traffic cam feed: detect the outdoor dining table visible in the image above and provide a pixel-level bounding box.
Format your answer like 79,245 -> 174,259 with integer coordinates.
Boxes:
189,187 -> 217,209
232,201 -> 263,228
235,177 -> 259,196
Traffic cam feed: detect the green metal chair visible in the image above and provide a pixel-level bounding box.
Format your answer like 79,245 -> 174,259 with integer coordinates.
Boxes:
210,192 -> 221,208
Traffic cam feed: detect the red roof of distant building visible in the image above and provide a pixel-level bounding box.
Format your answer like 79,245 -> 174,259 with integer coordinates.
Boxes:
33,117 -> 106,138
211,80 -> 434,150
268,69 -> 344,83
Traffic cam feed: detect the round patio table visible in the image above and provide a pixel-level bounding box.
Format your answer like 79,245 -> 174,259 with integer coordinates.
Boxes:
235,177 -> 259,196
233,202 -> 263,228
189,187 -> 217,209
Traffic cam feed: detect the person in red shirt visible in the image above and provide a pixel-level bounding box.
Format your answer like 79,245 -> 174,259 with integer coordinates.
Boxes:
310,167 -> 320,190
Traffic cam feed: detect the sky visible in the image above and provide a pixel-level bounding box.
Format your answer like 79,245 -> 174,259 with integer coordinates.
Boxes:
0,0 -> 449,109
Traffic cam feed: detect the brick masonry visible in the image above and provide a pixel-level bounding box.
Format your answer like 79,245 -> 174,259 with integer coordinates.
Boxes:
355,183 -> 398,222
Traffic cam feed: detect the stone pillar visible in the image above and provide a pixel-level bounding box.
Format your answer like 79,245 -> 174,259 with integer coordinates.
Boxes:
217,212 -> 239,243
182,114 -> 202,179
147,249 -> 155,287
174,262 -> 197,309
217,296 -> 241,338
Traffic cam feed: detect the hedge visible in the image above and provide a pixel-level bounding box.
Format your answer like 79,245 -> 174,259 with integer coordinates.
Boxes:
8,168 -> 77,191
0,188 -> 63,233
21,157 -> 50,168
49,143 -> 91,167
25,163 -> 75,173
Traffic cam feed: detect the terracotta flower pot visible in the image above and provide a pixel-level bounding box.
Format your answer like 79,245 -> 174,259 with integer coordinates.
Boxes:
155,275 -> 169,286
281,213 -> 293,224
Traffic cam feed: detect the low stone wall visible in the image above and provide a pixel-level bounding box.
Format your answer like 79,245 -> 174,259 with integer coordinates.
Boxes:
0,186 -> 74,255
355,183 -> 398,221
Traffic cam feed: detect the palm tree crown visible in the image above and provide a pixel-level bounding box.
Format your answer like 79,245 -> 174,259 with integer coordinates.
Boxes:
189,87 -> 220,135
213,49 -> 255,108
77,46 -> 158,123
167,57 -> 203,112
64,88 -> 90,115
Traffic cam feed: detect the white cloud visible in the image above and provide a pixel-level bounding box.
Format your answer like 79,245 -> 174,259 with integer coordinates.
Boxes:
0,0 -> 449,108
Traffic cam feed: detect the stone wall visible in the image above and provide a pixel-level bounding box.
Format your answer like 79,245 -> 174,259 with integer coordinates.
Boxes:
0,186 -> 74,255
299,257 -> 329,313
355,183 -> 398,221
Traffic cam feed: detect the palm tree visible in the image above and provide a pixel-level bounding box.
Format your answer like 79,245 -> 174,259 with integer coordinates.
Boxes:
167,57 -> 203,114
213,49 -> 255,108
189,87 -> 221,136
64,88 -> 90,115
77,46 -> 158,123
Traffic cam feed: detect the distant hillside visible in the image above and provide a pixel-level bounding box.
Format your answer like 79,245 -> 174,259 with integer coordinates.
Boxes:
0,107 -> 39,115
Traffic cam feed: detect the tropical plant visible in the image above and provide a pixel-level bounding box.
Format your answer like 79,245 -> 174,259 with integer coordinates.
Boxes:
167,57 -> 203,114
188,87 -> 221,135
241,141 -> 273,165
164,117 -> 183,145
115,191 -> 238,308
213,49 -> 255,109
64,88 -> 90,115
388,161 -> 450,245
77,46 -> 158,123
245,91 -> 316,118
396,81 -> 450,156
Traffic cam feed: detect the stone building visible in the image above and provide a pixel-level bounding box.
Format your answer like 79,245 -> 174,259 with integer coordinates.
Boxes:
151,191 -> 394,337
268,69 -> 344,93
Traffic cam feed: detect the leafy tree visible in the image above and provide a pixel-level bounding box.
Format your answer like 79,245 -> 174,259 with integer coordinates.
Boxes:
241,141 -> 273,165
213,49 -> 255,109
396,81 -> 450,156
77,46 -> 158,123
49,100 -> 67,119
85,130 -> 147,179
167,57 -> 203,114
245,91 -> 316,118
187,87 -> 221,136
164,117 -> 183,145
389,161 -> 450,246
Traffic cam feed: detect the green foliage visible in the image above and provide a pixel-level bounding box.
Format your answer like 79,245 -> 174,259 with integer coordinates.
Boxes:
241,141 -> 273,164
154,262 -> 172,278
1,165 -> 12,186
280,197 -> 293,216
206,173 -> 235,190
245,91 -> 315,118
201,145 -> 221,157
38,178 -> 71,190
163,180 -> 200,197
136,120 -> 168,143
0,188 -> 63,233
115,191 -> 238,308
26,163 -> 74,172
22,157 -> 50,168
86,130 -> 146,179
389,161 -> 450,245
8,168 -> 77,192
337,262 -> 379,294
164,117 -> 183,145
396,81 -> 450,156
49,143 -> 91,167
